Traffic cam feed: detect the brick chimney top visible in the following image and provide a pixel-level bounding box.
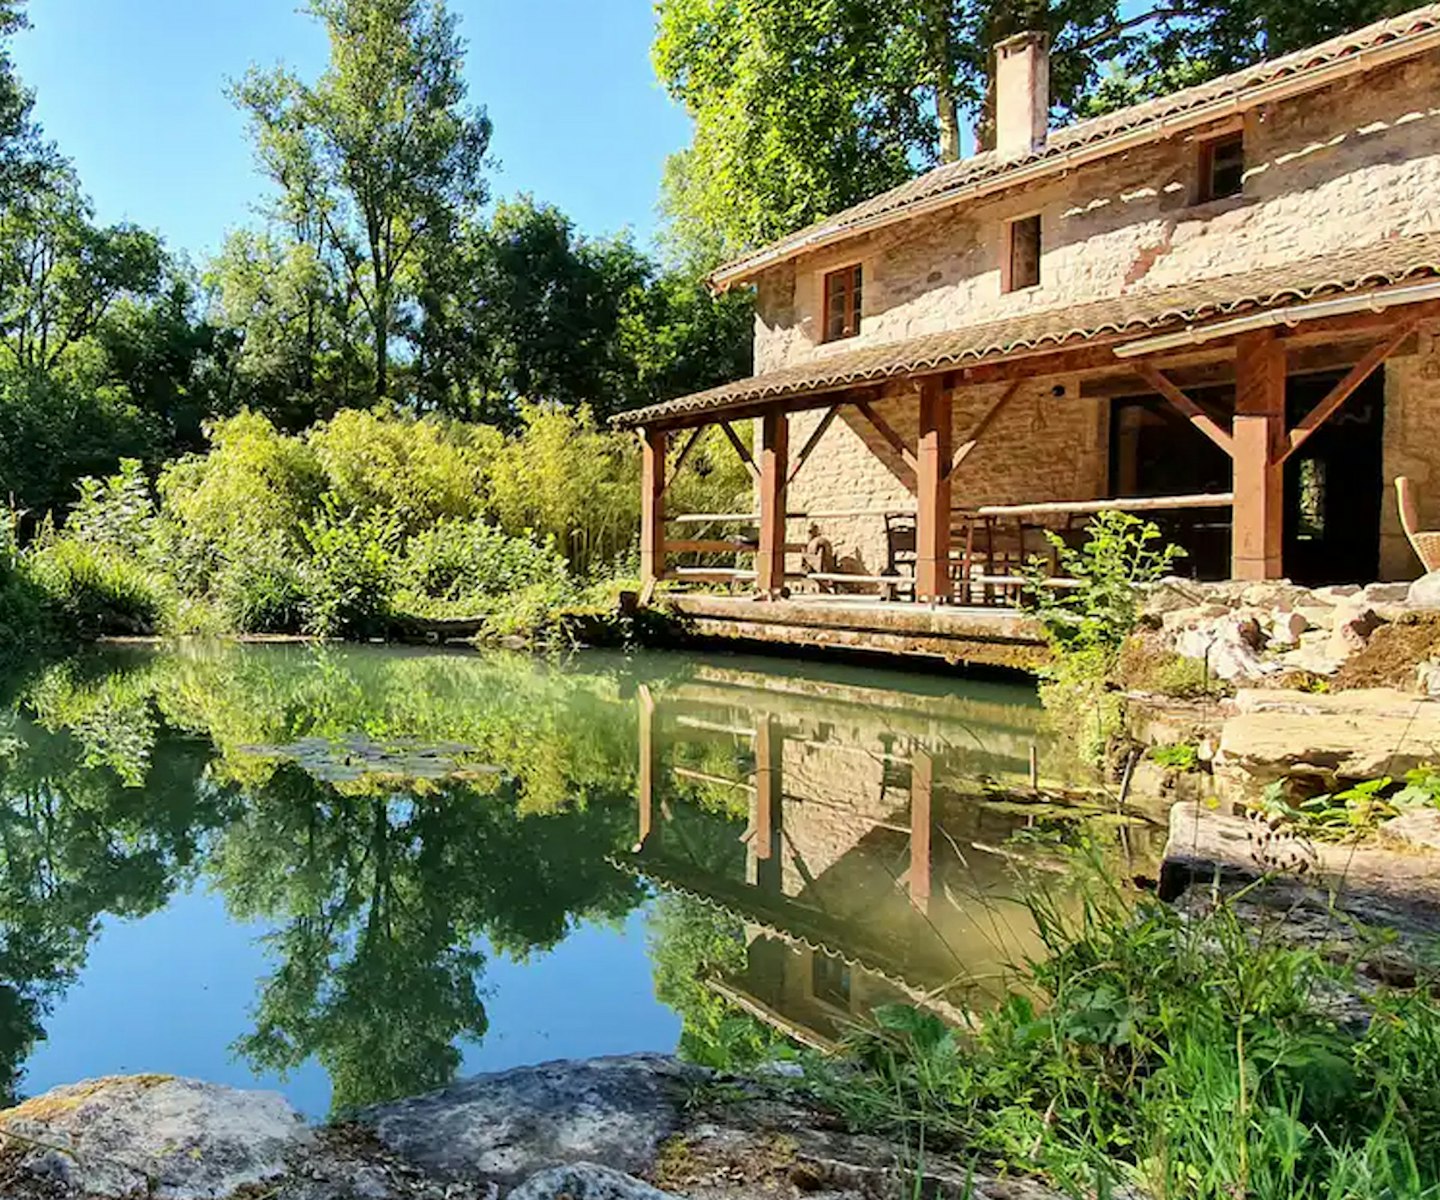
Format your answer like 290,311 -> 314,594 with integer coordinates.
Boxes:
994,31 -> 1050,159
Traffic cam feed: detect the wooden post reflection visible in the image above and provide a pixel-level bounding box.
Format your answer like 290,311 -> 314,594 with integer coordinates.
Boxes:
910,750 -> 934,908
750,714 -> 783,892
635,684 -> 656,852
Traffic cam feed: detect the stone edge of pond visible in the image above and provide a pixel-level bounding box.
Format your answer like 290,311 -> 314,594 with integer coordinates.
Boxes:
0,1054 -> 1071,1200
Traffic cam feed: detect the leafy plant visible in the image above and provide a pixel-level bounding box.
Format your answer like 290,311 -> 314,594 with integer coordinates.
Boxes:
1257,766 -> 1440,841
1150,742 -> 1200,772
298,498 -> 401,638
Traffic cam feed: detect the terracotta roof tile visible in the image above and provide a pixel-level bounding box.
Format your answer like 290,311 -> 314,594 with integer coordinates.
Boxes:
617,231 -> 1440,428
711,4 -> 1440,287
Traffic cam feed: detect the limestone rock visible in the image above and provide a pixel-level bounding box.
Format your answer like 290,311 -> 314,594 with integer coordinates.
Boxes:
1215,689 -> 1440,796
510,1163 -> 680,1200
357,1055 -> 699,1189
1327,603 -> 1383,658
1295,604 -> 1337,631
1313,585 -> 1363,605
1173,615 -> 1277,681
1419,659 -> 1440,697
1410,571 -> 1440,609
1379,807 -> 1440,852
0,1076 -> 310,1200
1270,609 -> 1308,645
1362,582 -> 1413,605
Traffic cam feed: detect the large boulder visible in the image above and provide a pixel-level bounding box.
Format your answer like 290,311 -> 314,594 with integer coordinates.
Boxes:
1214,689 -> 1440,797
0,1076 -> 310,1200
509,1163 -> 680,1199
355,1055 -> 699,1190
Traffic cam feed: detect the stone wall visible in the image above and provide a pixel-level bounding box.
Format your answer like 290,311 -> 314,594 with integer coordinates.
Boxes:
752,52 -> 1440,370
1382,349 -> 1440,580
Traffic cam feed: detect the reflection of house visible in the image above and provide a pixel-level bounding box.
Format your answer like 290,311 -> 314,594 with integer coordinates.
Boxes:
624,7 -> 1440,629
624,669 -> 1162,1047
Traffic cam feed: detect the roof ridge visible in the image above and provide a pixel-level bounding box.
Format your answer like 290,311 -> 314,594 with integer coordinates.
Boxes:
711,3 -> 1440,287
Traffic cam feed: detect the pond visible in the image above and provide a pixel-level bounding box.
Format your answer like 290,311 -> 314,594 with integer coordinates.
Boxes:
0,642 -> 1161,1119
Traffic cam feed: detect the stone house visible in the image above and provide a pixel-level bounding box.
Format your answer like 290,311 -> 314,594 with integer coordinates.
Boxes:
619,4 -> 1440,605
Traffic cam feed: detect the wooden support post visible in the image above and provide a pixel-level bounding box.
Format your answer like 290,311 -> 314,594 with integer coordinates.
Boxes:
916,379 -> 953,604
757,411 -> 789,597
750,715 -> 783,893
1231,330 -> 1286,581
635,684 -> 656,852
909,750 -> 934,908
640,428 -> 667,590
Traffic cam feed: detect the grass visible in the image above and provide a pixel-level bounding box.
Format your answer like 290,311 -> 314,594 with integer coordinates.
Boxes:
803,860 -> 1440,1200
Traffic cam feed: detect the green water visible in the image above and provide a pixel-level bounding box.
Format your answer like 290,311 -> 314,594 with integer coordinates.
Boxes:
0,641 -> 1152,1117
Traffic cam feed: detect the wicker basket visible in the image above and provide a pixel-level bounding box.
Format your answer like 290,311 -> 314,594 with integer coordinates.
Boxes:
1412,530 -> 1440,574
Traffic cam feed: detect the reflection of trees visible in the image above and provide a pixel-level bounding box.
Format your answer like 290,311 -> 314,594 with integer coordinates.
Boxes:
0,696 -> 224,1103
8,644 -> 655,1114
210,764 -> 645,1113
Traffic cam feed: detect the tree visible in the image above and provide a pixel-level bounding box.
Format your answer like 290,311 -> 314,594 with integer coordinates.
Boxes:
0,165 -> 164,374
230,0 -> 492,406
653,0 -> 1408,258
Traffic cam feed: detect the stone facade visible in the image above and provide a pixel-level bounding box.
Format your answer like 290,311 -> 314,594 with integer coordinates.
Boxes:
746,51 -> 1440,583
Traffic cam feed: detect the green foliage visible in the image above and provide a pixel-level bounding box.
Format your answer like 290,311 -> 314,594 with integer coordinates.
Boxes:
1026,512 -> 1185,656
817,871 -> 1440,1199
1026,513 -> 1185,768
1257,766 -> 1440,841
647,893 -> 788,1071
298,498 -> 402,638
653,0 -> 1409,257
1149,742 -> 1200,772
396,518 -> 572,620
27,535 -> 168,638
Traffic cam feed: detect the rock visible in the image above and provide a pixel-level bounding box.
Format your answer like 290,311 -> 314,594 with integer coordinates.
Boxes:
357,1055 -> 699,1189
510,1163 -> 680,1200
1270,609 -> 1309,645
1173,616 -> 1277,681
1409,571 -> 1440,609
1143,577 -> 1208,614
1295,604 -> 1337,630
1379,807 -> 1440,852
1327,604 -> 1383,658
0,1076 -> 310,1200
1313,584 -> 1363,604
1419,659 -> 1440,697
1162,800 -> 1440,909
1214,689 -> 1440,797
1363,582 -> 1413,605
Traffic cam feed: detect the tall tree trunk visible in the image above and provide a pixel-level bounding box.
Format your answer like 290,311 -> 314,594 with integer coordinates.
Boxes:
937,89 -> 961,162
924,0 -> 962,163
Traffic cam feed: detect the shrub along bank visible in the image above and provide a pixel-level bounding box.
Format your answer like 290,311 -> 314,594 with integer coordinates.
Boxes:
2,404 -> 749,651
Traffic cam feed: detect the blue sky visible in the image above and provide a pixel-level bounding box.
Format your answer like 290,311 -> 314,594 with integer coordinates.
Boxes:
11,0 -> 692,264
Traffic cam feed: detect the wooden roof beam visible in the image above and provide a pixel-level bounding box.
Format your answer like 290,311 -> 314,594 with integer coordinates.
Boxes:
1134,361 -> 1236,457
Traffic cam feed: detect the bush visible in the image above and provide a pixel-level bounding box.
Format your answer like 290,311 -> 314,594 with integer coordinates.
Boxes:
298,498 -> 401,638
28,537 -> 168,637
215,535 -> 307,634
0,511 -> 48,656
308,409 -> 503,535
396,518 -> 572,615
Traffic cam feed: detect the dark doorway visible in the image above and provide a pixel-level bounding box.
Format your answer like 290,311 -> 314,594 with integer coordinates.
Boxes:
1283,370 -> 1385,586
1109,387 -> 1235,580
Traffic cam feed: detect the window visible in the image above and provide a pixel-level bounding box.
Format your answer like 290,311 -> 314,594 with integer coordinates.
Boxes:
1006,214 -> 1041,292
812,953 -> 852,1008
1199,132 -> 1245,202
822,264 -> 862,342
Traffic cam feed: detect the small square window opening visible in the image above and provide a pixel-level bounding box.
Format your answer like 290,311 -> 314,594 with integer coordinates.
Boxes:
823,265 -> 863,342
1007,215 -> 1041,292
1200,132 -> 1245,202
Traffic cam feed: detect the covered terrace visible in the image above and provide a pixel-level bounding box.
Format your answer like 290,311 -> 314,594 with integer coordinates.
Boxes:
618,234 -> 1440,618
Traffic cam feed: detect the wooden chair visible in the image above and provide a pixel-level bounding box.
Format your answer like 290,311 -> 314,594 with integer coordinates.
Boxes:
1397,476 -> 1440,573
885,512 -> 917,579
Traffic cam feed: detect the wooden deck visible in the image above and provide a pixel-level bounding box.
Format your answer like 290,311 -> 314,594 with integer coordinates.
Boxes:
667,594 -> 1048,670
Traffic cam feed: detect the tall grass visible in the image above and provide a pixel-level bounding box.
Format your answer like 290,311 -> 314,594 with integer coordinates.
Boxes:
812,864 -> 1440,1199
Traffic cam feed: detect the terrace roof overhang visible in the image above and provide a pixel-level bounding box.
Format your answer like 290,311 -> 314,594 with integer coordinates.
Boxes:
616,232 -> 1440,433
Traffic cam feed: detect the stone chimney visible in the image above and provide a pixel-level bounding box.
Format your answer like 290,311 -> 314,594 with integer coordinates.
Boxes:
994,31 -> 1050,159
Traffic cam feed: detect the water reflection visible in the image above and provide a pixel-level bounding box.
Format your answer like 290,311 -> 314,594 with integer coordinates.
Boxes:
0,644 -> 1159,1113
